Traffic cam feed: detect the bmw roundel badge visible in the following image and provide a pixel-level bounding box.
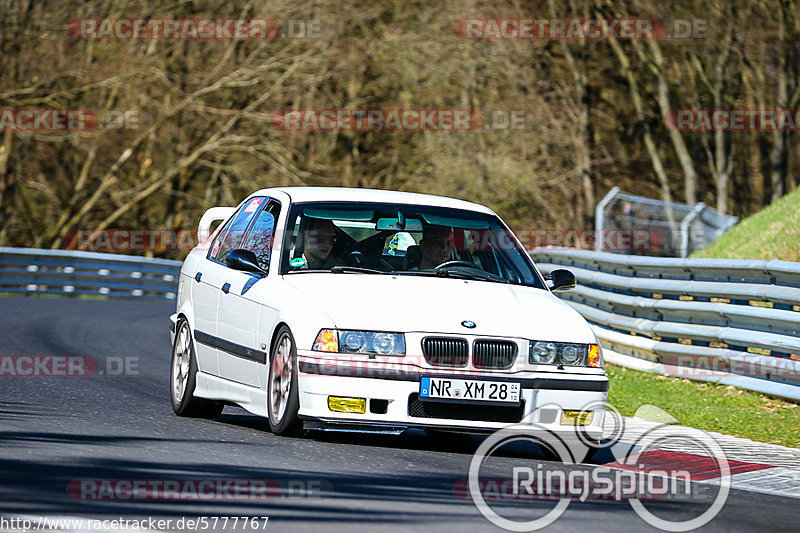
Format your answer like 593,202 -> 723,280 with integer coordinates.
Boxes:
461,320 -> 477,329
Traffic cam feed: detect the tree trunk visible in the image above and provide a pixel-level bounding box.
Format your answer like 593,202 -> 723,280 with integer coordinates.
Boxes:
642,39 -> 698,205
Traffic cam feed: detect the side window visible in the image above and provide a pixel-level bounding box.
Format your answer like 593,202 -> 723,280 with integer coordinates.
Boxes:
241,201 -> 280,271
210,197 -> 265,263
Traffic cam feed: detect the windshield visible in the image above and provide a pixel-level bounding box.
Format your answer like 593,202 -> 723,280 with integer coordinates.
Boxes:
280,201 -> 546,289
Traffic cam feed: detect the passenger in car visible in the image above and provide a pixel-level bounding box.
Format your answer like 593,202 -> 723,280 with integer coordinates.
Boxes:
301,218 -> 337,270
417,225 -> 455,270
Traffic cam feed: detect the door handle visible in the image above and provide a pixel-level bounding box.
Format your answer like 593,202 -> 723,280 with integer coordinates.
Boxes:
194,272 -> 202,282
222,282 -> 230,294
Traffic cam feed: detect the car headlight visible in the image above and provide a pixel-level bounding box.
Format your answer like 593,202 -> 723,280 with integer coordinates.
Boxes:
370,332 -> 400,355
313,329 -> 405,356
341,331 -> 365,352
529,341 -> 558,364
529,341 -> 602,367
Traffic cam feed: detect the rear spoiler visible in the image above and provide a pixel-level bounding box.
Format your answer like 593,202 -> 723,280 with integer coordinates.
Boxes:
197,207 -> 235,245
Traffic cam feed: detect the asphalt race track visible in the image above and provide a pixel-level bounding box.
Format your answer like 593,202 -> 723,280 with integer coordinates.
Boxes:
0,297 -> 796,532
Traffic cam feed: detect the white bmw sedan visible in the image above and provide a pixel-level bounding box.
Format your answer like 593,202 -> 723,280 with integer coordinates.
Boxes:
170,187 -> 608,449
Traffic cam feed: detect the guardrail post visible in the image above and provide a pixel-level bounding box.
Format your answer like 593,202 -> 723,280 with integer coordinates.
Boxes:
595,186 -> 620,251
680,202 -> 706,258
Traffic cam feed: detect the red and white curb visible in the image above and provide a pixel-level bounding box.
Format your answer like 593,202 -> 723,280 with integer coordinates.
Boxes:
606,415 -> 800,499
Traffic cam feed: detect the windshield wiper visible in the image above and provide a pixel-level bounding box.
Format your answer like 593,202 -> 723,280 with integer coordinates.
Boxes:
330,265 -> 395,275
434,266 -> 510,284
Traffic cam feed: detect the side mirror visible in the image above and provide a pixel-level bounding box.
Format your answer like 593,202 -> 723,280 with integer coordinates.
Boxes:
226,249 -> 266,276
547,268 -> 576,292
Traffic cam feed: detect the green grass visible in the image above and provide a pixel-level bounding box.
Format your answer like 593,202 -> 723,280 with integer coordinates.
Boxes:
693,185 -> 800,261
607,364 -> 800,448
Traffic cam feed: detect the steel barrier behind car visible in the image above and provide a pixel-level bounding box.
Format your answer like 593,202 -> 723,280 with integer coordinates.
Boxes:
2,246 -> 798,400
532,248 -> 800,401
0,247 -> 182,300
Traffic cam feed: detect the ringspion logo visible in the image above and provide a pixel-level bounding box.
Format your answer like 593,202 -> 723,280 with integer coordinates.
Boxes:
467,404 -> 731,531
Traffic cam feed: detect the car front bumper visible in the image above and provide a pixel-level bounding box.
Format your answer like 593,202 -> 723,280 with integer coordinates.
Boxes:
296,354 -> 609,440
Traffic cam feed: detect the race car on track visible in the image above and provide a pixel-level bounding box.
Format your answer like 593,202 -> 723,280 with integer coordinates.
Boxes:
169,187 -> 609,453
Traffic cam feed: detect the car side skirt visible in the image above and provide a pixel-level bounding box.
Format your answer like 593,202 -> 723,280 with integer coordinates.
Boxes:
194,371 -> 266,417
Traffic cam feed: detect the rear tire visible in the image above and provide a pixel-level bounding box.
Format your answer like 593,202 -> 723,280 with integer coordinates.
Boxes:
170,319 -> 224,419
267,326 -> 302,436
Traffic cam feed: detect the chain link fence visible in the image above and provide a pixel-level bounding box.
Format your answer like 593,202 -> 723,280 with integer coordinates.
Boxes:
595,187 -> 739,257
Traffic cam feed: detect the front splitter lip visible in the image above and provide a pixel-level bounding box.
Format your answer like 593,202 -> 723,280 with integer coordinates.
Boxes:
300,415 -> 605,443
301,418 -> 409,435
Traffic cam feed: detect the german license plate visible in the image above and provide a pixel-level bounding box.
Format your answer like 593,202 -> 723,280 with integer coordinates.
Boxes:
419,377 -> 520,404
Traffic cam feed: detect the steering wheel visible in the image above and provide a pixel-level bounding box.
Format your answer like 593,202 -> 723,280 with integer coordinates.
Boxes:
434,260 -> 480,271
376,257 -> 397,271
342,250 -> 396,272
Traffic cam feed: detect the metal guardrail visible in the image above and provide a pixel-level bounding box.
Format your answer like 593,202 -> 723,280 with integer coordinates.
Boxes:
2,246 -> 798,399
532,248 -> 800,401
0,247 -> 182,300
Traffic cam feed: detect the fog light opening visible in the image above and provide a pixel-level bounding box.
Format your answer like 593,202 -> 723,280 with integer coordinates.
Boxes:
560,410 -> 594,426
328,396 -> 366,414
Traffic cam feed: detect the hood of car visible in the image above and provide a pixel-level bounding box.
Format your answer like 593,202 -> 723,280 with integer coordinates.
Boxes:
281,273 -> 595,343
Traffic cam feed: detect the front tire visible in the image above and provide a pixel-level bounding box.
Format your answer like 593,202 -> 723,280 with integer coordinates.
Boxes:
170,319 -> 224,419
577,444 -> 600,463
267,326 -> 302,436
424,428 -> 475,444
